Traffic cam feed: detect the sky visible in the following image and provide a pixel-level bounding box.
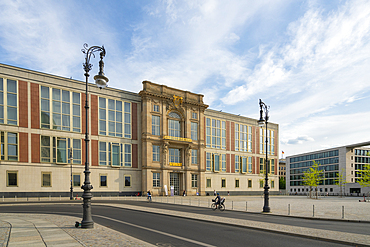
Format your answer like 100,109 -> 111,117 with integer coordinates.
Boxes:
1,0 -> 370,157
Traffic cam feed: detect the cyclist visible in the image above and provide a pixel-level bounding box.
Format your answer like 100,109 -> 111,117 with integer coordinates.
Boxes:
215,193 -> 221,208
147,191 -> 152,201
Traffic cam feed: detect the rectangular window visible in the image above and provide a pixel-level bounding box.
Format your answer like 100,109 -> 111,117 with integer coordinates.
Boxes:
248,157 -> 252,173
260,128 -> 275,155
153,145 -> 160,162
206,117 -> 226,149
42,172 -> 51,187
0,78 -> 17,125
40,86 -> 50,128
112,143 -> 120,166
153,173 -> 160,187
7,171 -> 18,187
206,178 -> 211,188
235,179 -> 240,188
213,154 -> 220,172
222,154 -> 226,172
168,119 -> 180,138
152,115 -> 160,136
235,124 -> 252,152
41,136 -> 79,164
221,178 -> 226,188
71,139 -> 81,164
191,149 -> 198,164
124,175 -> 131,187
100,174 -> 107,187
241,157 -> 247,173
73,174 -> 80,187
206,152 -> 212,171
153,105 -> 160,112
191,122 -> 198,141
56,137 -> 67,163
248,179 -> 252,188
235,155 -> 240,173
124,144 -> 132,167
72,92 -> 81,132
271,180 -> 275,189
1,132 -> 18,161
41,136 -> 51,163
192,112 -> 198,119
169,148 -> 181,164
99,97 -> 131,138
99,142 -> 131,167
99,142 -> 107,165
192,174 -> 198,188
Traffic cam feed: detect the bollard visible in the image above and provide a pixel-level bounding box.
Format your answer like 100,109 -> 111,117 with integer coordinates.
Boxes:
288,204 -> 290,215
232,201 -> 234,210
313,205 -> 315,217
342,206 -> 345,219
246,202 -> 248,211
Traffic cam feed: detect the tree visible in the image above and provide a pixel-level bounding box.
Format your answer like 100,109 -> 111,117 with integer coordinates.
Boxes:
303,161 -> 323,199
358,164 -> 370,188
279,177 -> 286,190
334,168 -> 347,197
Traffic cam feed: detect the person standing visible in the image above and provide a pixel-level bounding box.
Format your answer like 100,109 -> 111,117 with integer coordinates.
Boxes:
213,190 -> 216,196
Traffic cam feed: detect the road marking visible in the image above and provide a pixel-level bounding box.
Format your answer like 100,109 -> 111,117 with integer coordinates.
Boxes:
95,214 -> 216,247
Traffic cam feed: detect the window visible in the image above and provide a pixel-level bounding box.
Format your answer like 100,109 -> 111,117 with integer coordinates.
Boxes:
206,178 -> 211,188
71,139 -> 82,164
41,136 -> 75,164
206,153 -> 212,171
191,122 -> 198,141
235,155 -> 240,173
153,173 -> 160,187
260,158 -> 274,174
222,154 -> 226,172
0,78 -> 17,125
73,174 -> 80,187
192,112 -> 198,119
248,157 -> 252,173
248,179 -> 252,188
152,115 -> 160,136
124,175 -> 131,187
235,179 -> 240,188
191,149 -> 198,164
42,172 -> 51,187
260,128 -> 275,155
221,178 -> 226,188
206,118 -> 226,149
7,171 -> 18,187
192,174 -> 198,187
235,124 -> 252,152
168,112 -> 181,138
169,148 -> 181,165
40,86 -> 80,132
153,145 -> 160,162
153,104 -> 160,112
99,97 -> 131,138
100,174 -> 107,187
241,157 -> 247,173
260,180 -> 264,188
214,154 -> 220,172
271,180 -> 275,188
1,132 -> 18,161
99,142 -> 132,167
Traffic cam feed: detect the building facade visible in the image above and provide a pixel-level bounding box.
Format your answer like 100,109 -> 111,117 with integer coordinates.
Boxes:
286,142 -> 370,195
0,63 -> 279,197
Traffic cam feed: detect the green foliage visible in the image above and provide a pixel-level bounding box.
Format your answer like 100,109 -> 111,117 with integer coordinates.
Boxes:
358,164 -> 370,187
303,161 -> 323,187
279,177 -> 286,190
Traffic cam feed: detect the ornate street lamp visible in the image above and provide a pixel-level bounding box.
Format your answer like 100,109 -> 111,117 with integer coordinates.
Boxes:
258,99 -> 270,213
80,44 -> 108,229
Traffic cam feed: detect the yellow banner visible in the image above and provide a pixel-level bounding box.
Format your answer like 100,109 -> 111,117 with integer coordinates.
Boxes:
170,162 -> 182,167
164,136 -> 192,142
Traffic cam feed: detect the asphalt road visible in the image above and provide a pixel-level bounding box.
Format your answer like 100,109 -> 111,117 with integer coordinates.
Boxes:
0,201 -> 357,247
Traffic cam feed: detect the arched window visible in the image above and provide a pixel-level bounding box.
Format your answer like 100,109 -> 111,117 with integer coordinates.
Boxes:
168,111 -> 181,137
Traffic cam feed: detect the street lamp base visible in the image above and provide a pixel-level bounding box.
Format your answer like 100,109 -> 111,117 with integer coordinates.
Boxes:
263,206 -> 271,213
81,220 -> 94,229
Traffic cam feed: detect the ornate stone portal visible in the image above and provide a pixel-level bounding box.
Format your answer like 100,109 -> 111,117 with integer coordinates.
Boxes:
139,81 -> 208,196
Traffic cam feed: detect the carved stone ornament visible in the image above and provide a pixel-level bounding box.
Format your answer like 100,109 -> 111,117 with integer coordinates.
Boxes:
173,95 -> 183,108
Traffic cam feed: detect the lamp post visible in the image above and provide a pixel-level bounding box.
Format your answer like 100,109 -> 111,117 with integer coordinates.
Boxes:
80,44 -> 108,229
69,148 -> 73,200
258,99 -> 270,213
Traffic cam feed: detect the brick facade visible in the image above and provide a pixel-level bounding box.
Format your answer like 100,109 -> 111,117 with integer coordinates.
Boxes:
19,132 -> 28,163
132,103 -> 138,140
91,94 -> 98,136
30,83 -> 39,129
31,133 -> 40,163
132,144 -> 138,168
18,80 -> 28,128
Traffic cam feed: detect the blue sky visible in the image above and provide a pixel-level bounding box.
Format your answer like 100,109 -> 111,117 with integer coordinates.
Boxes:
1,0 -> 370,156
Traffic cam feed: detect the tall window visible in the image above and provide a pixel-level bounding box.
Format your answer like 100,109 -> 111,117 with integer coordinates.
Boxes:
191,122 -> 198,140
99,97 -> 131,138
152,115 -> 160,136
7,171 -> 18,187
222,154 -> 226,172
40,86 -> 80,132
235,179 -> 240,188
191,149 -> 198,164
192,174 -> 198,187
153,173 -> 160,187
168,112 -> 181,137
42,172 -> 51,187
235,124 -> 252,152
206,117 -> 226,149
73,174 -> 80,187
260,128 -> 275,155
100,174 -> 107,187
99,142 -> 132,167
260,158 -> 274,174
221,178 -> 226,188
206,152 -> 212,171
1,132 -> 18,161
206,178 -> 211,188
248,179 -> 252,188
41,136 -> 76,164
153,145 -> 160,162
71,139 -> 82,164
235,155 -> 240,173
124,175 -> 131,187
0,78 -> 17,125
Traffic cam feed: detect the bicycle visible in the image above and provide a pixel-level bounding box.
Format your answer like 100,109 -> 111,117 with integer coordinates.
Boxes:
211,198 -> 225,211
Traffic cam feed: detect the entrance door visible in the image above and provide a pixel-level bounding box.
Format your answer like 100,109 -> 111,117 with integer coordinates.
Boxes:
170,173 -> 180,195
